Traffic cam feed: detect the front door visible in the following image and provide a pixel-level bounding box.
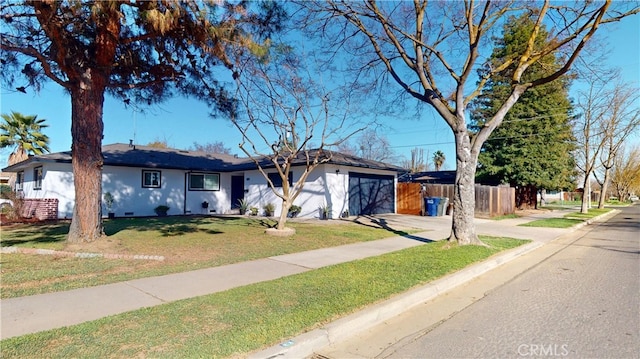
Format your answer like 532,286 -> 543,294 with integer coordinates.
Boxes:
231,175 -> 244,209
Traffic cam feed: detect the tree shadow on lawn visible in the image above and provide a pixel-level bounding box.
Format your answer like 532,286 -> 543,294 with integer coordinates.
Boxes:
0,221 -> 70,247
1,216 -> 249,246
103,215 -> 249,236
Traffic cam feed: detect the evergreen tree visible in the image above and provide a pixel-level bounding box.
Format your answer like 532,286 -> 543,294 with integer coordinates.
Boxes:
471,15 -> 577,208
1,2 -> 284,243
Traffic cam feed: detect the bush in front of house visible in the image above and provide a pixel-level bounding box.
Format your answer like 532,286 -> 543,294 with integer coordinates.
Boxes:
237,199 -> 249,215
288,205 -> 301,218
263,203 -> 275,217
154,205 -> 170,216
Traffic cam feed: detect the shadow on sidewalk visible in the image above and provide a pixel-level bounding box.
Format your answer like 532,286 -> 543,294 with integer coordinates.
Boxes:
351,215 -> 435,243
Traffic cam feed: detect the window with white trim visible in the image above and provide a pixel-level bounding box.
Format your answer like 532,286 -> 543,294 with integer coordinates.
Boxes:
16,171 -> 24,191
142,170 -> 161,188
34,166 -> 43,190
189,173 -> 220,191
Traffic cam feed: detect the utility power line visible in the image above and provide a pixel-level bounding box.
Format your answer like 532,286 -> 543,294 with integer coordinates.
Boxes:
390,130 -> 573,149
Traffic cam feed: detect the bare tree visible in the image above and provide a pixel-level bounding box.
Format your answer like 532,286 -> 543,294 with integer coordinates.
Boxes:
190,141 -> 232,155
593,81 -> 640,208
611,145 -> 640,202
355,129 -> 398,162
299,1 -> 638,244
573,71 -> 639,213
402,147 -> 430,173
336,141 -> 358,156
233,51 -> 364,233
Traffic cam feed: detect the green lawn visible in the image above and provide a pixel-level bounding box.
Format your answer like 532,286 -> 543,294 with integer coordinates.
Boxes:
519,208 -> 611,228
0,236 -> 528,359
0,216 -> 419,298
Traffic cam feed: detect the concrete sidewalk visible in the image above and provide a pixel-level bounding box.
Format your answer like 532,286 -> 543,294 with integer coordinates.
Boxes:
0,207 -> 602,341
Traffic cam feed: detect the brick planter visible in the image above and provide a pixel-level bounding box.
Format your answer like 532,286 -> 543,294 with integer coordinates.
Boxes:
21,198 -> 59,220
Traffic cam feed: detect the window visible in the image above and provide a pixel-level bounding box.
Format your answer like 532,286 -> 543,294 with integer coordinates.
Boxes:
267,172 -> 293,188
189,173 -> 220,191
34,167 -> 43,190
142,170 -> 161,188
16,171 -> 24,191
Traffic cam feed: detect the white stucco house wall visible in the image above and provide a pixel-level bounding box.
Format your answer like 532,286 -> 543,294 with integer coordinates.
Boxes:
2,143 -> 403,220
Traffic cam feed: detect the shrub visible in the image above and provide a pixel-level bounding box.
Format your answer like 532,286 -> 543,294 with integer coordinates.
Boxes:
1,191 -> 24,220
103,192 -> 115,213
319,203 -> 332,219
263,202 -> 275,217
237,199 -> 249,215
0,184 -> 11,199
288,205 -> 301,218
154,205 -> 170,216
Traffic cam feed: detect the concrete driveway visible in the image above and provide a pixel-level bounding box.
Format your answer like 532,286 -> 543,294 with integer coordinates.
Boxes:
349,213 -> 451,231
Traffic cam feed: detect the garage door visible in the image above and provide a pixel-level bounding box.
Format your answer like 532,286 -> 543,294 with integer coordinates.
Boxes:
348,172 -> 395,215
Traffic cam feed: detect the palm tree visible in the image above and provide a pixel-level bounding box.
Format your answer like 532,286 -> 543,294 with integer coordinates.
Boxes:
1,111 -> 50,165
433,150 -> 445,171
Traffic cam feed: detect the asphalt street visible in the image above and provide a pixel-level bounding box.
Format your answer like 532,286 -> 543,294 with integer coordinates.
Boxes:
317,205 -> 639,359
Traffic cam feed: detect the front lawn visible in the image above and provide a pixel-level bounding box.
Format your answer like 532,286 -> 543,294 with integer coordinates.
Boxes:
0,216 -> 419,299
0,236 -> 528,359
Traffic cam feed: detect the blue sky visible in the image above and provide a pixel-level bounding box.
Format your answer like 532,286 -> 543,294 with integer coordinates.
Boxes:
1,12 -> 638,171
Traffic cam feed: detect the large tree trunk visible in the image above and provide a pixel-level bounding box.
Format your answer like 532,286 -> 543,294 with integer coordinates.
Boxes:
64,3 -> 120,243
580,173 -> 590,214
449,130 -> 484,246
276,199 -> 291,230
597,167 -> 611,209
67,74 -> 106,243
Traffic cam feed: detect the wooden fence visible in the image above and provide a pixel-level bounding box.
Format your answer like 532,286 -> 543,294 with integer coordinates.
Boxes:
397,183 -> 515,217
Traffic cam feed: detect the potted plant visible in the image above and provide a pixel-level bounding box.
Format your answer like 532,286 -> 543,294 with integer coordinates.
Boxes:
288,205 -> 302,218
154,204 -> 170,216
263,202 -> 275,217
250,206 -> 259,216
238,198 -> 249,215
319,203 -> 331,220
103,192 -> 115,219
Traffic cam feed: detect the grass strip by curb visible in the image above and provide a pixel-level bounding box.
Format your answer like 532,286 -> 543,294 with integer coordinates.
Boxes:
1,236 -> 528,359
518,208 -> 611,228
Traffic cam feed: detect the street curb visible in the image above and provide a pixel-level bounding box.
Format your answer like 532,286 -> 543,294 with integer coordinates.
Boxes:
574,208 -> 620,229
249,208 -> 620,359
248,241 -> 543,359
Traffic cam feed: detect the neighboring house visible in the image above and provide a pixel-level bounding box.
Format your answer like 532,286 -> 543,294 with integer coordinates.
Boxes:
1,143 -> 403,220
398,170 -> 456,185
0,171 -> 11,209
0,171 -> 9,185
